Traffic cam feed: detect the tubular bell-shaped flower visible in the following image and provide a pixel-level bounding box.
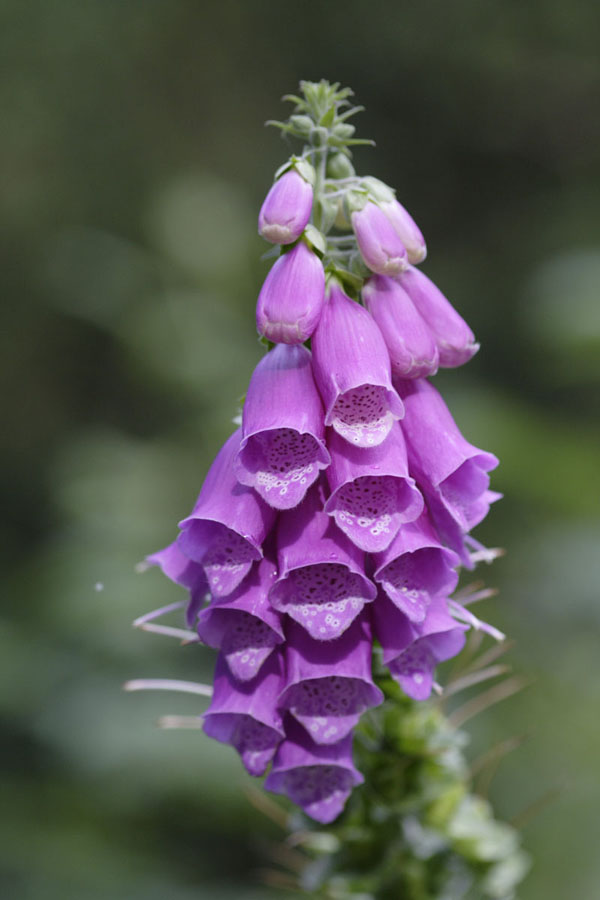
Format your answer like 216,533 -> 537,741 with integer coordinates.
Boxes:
258,168 -> 313,245
324,424 -> 423,553
177,429 -> 276,598
202,651 -> 285,776
397,378 -> 499,536
351,201 -> 408,275
269,480 -> 376,640
397,266 -> 479,368
373,593 -> 468,700
235,343 -> 330,509
196,556 -> 284,681
311,282 -> 404,448
372,511 -> 460,623
362,275 -> 439,379
256,240 -> 325,344
278,616 -> 383,745
264,716 -> 364,824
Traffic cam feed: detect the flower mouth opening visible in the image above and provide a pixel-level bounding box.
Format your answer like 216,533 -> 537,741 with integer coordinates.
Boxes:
203,713 -> 281,777
330,384 -> 398,448
280,765 -> 357,824
179,521 -> 260,597
329,475 -> 421,552
376,547 -> 458,623
269,563 -> 373,639
200,609 -> 281,681
281,676 -> 381,744
237,428 -> 327,509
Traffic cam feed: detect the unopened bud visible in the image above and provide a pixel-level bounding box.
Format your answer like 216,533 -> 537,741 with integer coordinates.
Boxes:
351,201 -> 408,276
258,169 -> 314,245
256,241 -> 325,344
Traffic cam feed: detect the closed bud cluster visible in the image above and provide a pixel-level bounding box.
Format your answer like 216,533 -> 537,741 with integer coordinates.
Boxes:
142,81 -> 502,825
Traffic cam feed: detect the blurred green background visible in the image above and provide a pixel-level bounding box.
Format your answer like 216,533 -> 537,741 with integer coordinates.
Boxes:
2,1 -> 599,897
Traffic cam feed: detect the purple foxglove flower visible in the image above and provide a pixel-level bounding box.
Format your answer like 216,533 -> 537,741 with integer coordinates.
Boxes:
196,556 -> 284,681
351,201 -> 408,276
397,266 -> 479,367
177,429 -> 276,598
235,344 -> 330,510
372,511 -> 460,624
362,275 -> 439,379
202,651 -> 285,777
324,425 -> 423,554
311,283 -> 404,448
278,617 -> 383,744
146,540 -> 208,627
256,241 -> 325,344
269,481 -> 376,640
258,169 -> 313,245
373,593 -> 468,700
379,198 -> 427,264
397,378 -> 499,536
264,716 -> 364,823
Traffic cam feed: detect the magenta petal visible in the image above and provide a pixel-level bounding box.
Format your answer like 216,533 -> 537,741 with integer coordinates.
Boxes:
374,594 -> 468,700
258,169 -> 313,245
256,241 -> 325,344
397,379 -> 499,535
362,275 -> 439,379
388,621 -> 468,701
197,557 -> 284,681
235,344 -> 330,510
397,267 -> 479,368
146,540 -> 208,626
278,617 -> 383,744
324,425 -> 423,553
351,202 -> 408,276
380,198 -> 427,265
269,482 -> 376,640
311,283 -> 404,448
264,717 -> 363,823
373,512 -> 460,623
177,429 -> 276,598
203,652 -> 284,776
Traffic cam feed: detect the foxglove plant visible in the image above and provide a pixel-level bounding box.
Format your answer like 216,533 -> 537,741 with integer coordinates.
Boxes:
130,80 -> 527,898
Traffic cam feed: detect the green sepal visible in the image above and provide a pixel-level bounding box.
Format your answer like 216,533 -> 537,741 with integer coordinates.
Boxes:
303,224 -> 326,255
362,175 -> 396,204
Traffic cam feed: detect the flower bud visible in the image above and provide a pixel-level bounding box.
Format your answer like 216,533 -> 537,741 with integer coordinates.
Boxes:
258,169 -> 314,245
362,275 -> 439,379
379,198 -> 427,264
256,241 -> 325,344
397,266 -> 479,367
351,201 -> 408,275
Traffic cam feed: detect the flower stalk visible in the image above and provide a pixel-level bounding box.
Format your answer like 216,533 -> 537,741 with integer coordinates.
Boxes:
129,79 -> 529,898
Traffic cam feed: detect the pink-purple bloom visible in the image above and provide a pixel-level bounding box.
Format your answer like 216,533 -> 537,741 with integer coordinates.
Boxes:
144,99 -> 503,825
256,240 -> 325,344
351,201 -> 408,275
362,275 -> 439,379
177,429 -> 276,597
324,425 -> 423,553
258,169 -> 313,245
311,282 -> 404,448
269,481 -> 376,640
379,197 -> 427,264
264,717 -> 364,824
235,343 -> 330,509
397,266 -> 479,368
